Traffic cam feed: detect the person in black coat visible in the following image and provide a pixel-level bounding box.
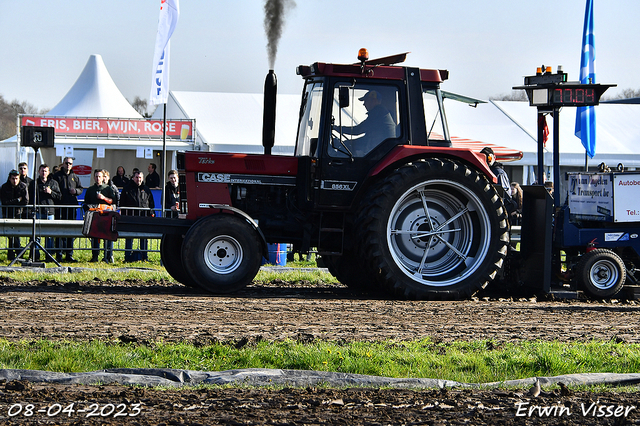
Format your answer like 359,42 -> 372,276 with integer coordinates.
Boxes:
145,162 -> 161,189
18,162 -> 33,185
0,170 -> 28,260
28,164 -> 61,218
52,157 -> 83,262
18,162 -> 32,219
112,165 -> 129,188
120,170 -> 155,261
164,169 -> 180,218
28,164 -> 61,260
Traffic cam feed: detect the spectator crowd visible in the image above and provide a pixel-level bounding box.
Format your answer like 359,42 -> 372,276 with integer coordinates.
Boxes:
0,160 -> 180,263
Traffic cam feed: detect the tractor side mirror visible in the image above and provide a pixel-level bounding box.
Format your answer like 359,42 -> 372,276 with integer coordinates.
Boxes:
339,87 -> 350,109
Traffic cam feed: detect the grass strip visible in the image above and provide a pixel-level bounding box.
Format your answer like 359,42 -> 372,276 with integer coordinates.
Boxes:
1,339 -> 639,384
254,268 -> 338,285
0,268 -> 169,283
0,261 -> 335,285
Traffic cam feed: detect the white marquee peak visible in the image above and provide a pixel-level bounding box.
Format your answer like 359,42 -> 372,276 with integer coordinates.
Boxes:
46,54 -> 142,119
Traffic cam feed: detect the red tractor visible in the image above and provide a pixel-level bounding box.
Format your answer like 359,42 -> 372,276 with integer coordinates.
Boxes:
120,50 -> 510,299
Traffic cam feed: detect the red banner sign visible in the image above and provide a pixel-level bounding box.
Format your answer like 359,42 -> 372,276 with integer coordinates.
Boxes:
73,165 -> 93,176
20,115 -> 195,140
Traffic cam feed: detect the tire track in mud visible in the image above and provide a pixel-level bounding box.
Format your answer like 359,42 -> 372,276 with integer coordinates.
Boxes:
0,279 -> 639,344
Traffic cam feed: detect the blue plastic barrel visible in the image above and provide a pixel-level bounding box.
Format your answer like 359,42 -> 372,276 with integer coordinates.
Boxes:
262,243 -> 287,266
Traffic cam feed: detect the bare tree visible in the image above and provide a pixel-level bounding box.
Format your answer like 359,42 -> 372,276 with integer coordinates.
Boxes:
0,95 -> 46,141
489,90 -> 528,102
0,95 -> 15,140
130,96 -> 150,118
603,88 -> 640,100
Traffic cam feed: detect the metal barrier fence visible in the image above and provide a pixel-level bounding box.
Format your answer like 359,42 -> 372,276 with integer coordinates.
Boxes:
0,204 -> 521,261
0,234 -> 161,256
0,204 -> 168,260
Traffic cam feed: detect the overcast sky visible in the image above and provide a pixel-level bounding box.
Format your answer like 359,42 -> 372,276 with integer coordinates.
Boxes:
1,0 -> 637,111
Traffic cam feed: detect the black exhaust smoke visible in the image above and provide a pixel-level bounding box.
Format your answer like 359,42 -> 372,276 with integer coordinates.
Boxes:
262,69 -> 277,155
264,0 -> 296,69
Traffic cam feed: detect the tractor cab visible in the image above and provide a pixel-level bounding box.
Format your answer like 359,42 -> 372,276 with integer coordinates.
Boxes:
294,49 -> 452,209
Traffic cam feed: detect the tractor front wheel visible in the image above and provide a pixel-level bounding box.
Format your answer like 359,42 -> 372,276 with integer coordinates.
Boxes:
182,214 -> 263,294
160,233 -> 197,287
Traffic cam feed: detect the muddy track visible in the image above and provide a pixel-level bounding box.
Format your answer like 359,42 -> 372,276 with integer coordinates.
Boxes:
1,277 -> 638,345
1,276 -> 639,424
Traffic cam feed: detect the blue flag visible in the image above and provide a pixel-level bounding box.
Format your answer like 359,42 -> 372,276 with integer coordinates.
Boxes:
575,0 -> 596,158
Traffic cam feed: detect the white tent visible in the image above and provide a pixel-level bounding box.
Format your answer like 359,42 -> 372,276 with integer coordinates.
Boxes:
492,101 -> 640,168
0,134 -> 38,187
445,100 -> 640,168
444,99 -> 640,187
1,54 -> 193,186
46,55 -> 142,119
152,91 -> 299,155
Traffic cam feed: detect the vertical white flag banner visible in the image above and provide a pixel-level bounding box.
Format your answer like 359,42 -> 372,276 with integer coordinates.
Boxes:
150,0 -> 180,106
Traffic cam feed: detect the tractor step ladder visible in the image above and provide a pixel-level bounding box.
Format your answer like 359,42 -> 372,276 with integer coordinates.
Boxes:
317,212 -> 345,256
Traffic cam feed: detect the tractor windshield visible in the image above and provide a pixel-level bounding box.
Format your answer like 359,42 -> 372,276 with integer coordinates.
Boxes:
295,81 -> 324,157
423,87 -> 450,141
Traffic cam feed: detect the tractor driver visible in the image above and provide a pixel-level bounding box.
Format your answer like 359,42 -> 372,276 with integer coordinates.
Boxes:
336,90 -> 396,156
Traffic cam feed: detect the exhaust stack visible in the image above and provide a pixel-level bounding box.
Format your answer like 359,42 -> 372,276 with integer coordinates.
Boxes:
262,70 -> 277,155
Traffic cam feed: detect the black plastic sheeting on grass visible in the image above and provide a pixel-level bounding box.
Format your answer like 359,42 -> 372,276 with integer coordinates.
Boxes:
2,369 -> 640,389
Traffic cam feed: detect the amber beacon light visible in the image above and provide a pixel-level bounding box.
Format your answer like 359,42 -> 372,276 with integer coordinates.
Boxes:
357,48 -> 369,62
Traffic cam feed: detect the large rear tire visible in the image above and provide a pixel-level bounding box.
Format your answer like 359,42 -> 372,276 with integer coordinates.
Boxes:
160,233 -> 198,288
356,158 -> 509,299
182,214 -> 263,294
323,247 -> 378,293
576,249 -> 625,299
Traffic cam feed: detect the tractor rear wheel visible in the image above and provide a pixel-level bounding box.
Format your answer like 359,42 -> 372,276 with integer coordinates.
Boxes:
182,214 -> 263,294
356,158 -> 509,299
576,249 -> 625,299
160,233 -> 197,287
323,247 -> 378,293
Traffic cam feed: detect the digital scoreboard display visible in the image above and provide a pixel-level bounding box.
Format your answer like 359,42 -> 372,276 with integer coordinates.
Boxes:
515,71 -> 614,108
526,84 -> 612,107
551,87 -> 596,106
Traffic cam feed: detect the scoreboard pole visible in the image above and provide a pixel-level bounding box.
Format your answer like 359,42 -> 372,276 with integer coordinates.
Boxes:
553,107 -> 560,207
537,111 -> 545,188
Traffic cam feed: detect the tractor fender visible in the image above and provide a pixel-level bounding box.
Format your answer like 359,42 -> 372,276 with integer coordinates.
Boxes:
368,145 -> 497,184
197,204 -> 269,258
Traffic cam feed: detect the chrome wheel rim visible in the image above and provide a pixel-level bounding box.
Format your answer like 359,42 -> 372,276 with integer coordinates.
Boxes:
204,235 -> 243,275
589,259 -> 619,290
387,179 -> 492,287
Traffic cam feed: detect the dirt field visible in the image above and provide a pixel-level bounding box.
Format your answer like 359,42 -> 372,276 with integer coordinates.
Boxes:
1,275 -> 639,424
